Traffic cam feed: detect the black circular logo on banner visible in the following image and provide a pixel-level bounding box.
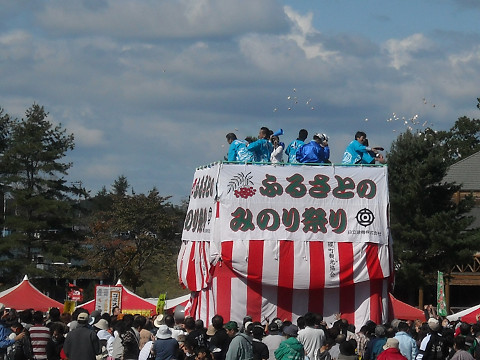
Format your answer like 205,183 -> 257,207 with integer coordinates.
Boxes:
356,208 -> 375,227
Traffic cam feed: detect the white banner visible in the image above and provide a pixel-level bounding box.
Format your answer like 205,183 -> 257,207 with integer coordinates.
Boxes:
182,163 -> 389,245
94,285 -> 122,314
182,164 -> 220,242
217,164 -> 389,244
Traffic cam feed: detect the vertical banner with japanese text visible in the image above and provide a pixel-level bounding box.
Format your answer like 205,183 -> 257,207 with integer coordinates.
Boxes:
94,285 -> 122,315
437,271 -> 447,316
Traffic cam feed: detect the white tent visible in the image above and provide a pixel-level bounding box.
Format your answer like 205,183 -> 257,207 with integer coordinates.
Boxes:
145,294 -> 190,311
446,304 -> 480,321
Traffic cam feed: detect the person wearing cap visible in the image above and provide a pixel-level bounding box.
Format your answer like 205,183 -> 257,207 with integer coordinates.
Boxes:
342,131 -> 379,165
395,322 -> 418,360
252,324 -> 269,360
63,311 -> 101,360
226,133 -> 254,163
152,324 -> 179,360
416,318 -> 448,360
377,338 -> 408,360
247,127 -> 274,163
297,312 -> 326,360
296,133 -> 330,164
225,321 -> 253,360
285,129 -> 308,163
274,325 -> 304,360
263,322 -> 284,360
94,318 -> 114,359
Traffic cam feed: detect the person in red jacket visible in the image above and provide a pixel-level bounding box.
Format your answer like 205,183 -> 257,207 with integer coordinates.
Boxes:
378,338 -> 408,360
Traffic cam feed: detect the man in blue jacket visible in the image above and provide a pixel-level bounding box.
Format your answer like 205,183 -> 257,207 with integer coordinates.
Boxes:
285,129 -> 308,163
296,133 -> 330,164
226,133 -> 254,162
247,127 -> 273,163
342,131 -> 379,164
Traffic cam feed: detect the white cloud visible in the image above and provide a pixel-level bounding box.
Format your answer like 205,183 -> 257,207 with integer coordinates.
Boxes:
283,6 -> 338,60
38,0 -> 288,40
383,33 -> 433,69
67,122 -> 105,147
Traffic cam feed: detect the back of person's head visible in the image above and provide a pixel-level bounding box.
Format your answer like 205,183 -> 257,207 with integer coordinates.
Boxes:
133,315 -> 146,330
304,312 -> 315,327
335,334 -> 346,344
60,312 -> 71,325
340,339 -> 356,356
460,322 -> 471,336
454,335 -> 467,351
72,308 -> 87,321
268,321 -> 279,333
299,129 -> 308,141
49,308 -> 61,321
375,325 -> 386,338
101,312 -> 111,323
184,337 -> 197,353
19,309 -> 33,325
50,322 -> 65,336
281,320 -> 292,333
355,131 -> 366,140
195,319 -> 204,331
297,316 -> 306,329
184,316 -> 195,331
466,335 -> 475,349
398,321 -> 409,333
211,314 -> 224,330
164,314 -> 175,328
365,320 -> 377,337
390,319 -> 400,332
33,310 -> 44,325
243,315 -> 253,326
252,325 -> 264,340
226,133 -> 237,142
314,313 -> 324,326
122,314 -> 134,328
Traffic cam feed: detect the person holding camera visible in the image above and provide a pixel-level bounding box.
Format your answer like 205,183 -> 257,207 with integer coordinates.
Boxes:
342,131 -> 383,165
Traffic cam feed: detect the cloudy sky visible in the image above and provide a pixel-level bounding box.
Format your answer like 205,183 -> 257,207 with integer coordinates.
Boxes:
1,0 -> 479,203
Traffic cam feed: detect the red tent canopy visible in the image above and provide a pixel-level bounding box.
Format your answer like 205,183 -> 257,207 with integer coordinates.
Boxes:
389,293 -> 425,321
78,280 -> 156,315
0,275 -> 63,312
460,307 -> 480,324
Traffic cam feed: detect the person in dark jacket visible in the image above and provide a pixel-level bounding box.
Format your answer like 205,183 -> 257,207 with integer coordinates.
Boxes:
63,312 -> 101,360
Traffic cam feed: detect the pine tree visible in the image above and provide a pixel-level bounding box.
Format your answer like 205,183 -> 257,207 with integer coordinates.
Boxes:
388,129 -> 477,298
0,104 -> 82,281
